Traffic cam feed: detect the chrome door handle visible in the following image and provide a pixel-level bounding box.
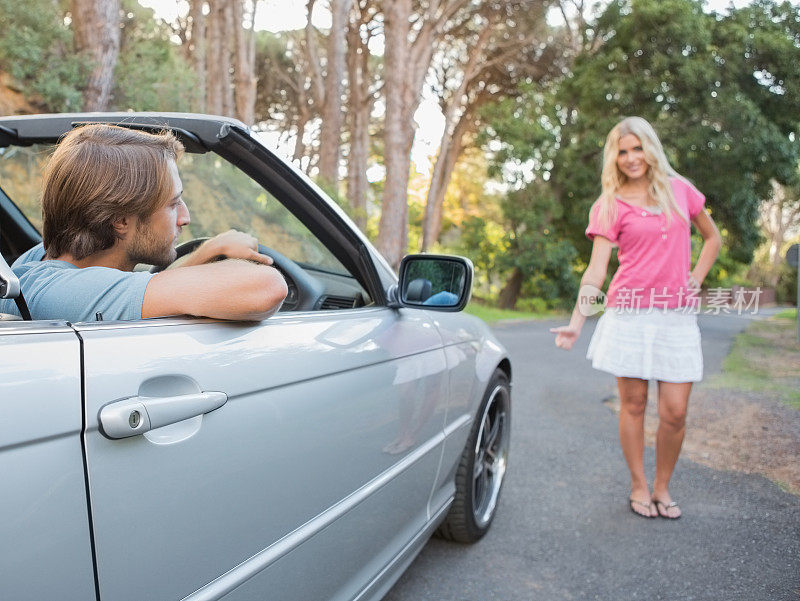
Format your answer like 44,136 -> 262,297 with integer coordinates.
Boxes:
99,391 -> 228,439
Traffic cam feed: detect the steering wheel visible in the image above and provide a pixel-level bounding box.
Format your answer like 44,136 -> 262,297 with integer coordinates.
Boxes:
153,238 -> 322,311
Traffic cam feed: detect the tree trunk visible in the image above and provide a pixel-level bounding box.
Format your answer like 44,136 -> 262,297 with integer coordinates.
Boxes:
233,0 -> 256,125
346,78 -> 372,231
345,1 -> 374,231
377,0 -> 414,269
72,0 -> 121,111
189,0 -> 207,112
378,0 -> 467,268
421,113 -> 473,250
497,267 -> 524,310
205,1 -> 223,115
420,25 -> 491,251
220,1 -> 235,117
293,107 -> 310,165
317,0 -> 353,186
346,111 -> 370,231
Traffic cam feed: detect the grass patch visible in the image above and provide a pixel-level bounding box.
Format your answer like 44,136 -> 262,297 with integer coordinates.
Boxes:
774,308 -> 797,320
464,303 -> 563,324
711,314 -> 800,409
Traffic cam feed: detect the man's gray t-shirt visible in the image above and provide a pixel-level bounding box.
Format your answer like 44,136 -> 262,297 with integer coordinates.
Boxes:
0,243 -> 154,322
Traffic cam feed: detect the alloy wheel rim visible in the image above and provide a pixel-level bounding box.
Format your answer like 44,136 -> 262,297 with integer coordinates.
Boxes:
472,383 -> 509,528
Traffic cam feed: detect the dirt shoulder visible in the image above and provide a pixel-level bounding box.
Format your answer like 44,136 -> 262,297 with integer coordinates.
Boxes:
605,312 -> 800,495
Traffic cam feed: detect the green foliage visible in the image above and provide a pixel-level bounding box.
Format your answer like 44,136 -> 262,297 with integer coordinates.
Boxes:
0,0 -> 85,111
451,176 -> 581,308
514,296 -> 549,314
456,215 -> 507,294
315,180 -> 349,211
498,182 -> 580,307
254,31 -> 301,126
112,0 -> 200,112
691,231 -> 752,288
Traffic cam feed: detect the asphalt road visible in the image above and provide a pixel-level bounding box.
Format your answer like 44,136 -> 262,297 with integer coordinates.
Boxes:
385,311 -> 800,601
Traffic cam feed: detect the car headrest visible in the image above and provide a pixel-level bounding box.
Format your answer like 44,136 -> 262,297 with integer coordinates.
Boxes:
0,251 -> 20,300
406,278 -> 432,303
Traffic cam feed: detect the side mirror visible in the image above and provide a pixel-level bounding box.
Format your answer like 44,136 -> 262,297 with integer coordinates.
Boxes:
392,254 -> 473,312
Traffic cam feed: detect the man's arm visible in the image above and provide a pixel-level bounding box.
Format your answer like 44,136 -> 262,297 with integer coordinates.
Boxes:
143,259 -> 288,321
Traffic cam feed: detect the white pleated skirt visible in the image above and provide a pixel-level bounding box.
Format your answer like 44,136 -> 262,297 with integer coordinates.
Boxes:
586,308 -> 703,383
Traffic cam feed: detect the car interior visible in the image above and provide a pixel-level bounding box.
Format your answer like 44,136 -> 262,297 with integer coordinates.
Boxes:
0,126 -> 375,320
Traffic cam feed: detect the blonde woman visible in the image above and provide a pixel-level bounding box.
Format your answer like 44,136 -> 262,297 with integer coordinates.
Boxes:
551,117 -> 721,519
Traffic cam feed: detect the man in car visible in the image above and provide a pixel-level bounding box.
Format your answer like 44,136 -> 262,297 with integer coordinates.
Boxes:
0,123 -> 287,322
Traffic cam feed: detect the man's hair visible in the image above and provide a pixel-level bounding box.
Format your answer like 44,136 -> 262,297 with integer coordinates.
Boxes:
41,124 -> 184,260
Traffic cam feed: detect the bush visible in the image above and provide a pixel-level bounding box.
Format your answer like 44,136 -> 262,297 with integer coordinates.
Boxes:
0,0 -> 85,111
515,297 -> 549,314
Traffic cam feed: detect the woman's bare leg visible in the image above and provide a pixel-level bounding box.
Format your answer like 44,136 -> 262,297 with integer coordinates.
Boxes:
652,380 -> 692,518
617,376 -> 655,516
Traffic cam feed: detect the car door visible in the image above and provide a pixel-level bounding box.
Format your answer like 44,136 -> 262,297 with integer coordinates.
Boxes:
0,321 -> 95,601
78,305 -> 449,601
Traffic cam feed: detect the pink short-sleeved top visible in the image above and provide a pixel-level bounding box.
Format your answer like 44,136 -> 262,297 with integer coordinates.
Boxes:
585,177 -> 706,309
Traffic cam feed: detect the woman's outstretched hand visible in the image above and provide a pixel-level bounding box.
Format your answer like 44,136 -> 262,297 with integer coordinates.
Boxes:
550,325 -> 580,350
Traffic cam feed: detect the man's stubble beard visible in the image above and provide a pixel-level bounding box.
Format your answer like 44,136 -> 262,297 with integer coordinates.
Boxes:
127,221 -> 177,268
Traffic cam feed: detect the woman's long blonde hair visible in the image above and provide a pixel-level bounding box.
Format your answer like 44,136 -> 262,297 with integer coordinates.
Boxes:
596,116 -> 687,231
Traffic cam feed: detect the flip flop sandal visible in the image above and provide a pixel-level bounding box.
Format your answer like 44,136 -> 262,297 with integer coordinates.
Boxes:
653,499 -> 681,519
629,498 -> 656,518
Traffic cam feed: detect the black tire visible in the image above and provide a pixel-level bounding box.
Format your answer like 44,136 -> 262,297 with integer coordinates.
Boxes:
437,368 -> 511,543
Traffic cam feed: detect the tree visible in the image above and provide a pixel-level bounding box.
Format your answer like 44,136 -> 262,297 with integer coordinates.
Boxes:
0,0 -> 85,113
71,0 -> 121,111
379,0 -> 479,268
473,182 -> 577,309
170,0 -> 258,123
233,0 -> 257,125
255,31 -> 316,163
420,0 -> 563,251
187,0 -> 207,107
308,0 -> 354,184
345,0 -> 381,229
756,179 -> 800,286
113,0 -> 199,112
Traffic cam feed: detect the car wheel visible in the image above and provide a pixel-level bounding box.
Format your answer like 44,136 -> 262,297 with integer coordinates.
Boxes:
437,369 -> 511,543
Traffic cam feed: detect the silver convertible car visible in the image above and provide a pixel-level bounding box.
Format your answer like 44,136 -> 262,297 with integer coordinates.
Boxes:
0,113 -> 511,601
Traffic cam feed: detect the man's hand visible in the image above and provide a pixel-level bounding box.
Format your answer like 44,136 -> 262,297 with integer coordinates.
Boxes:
175,230 -> 273,268
201,230 -> 273,265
